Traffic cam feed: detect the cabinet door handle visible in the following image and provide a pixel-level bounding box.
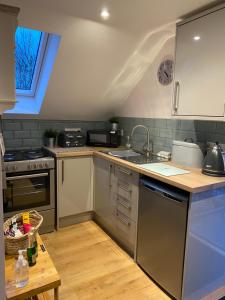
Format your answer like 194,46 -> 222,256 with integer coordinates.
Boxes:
116,210 -> 130,227
174,81 -> 180,112
109,164 -> 113,187
62,160 -> 64,184
118,167 -> 132,176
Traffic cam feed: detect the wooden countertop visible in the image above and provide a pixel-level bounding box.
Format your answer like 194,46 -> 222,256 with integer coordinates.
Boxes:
45,146 -> 95,158
46,147 -> 225,193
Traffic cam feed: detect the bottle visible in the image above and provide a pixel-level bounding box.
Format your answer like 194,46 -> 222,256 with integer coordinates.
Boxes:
33,230 -> 38,258
126,136 -> 131,149
15,250 -> 29,288
27,230 -> 36,267
30,227 -> 38,257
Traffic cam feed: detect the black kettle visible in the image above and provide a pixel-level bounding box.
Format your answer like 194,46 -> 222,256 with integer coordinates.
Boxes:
202,142 -> 225,176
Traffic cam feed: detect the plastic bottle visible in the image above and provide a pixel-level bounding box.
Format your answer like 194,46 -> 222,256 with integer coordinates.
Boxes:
15,250 -> 29,288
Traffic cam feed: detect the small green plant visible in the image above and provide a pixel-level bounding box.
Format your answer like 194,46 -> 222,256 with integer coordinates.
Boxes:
109,116 -> 119,124
44,129 -> 58,138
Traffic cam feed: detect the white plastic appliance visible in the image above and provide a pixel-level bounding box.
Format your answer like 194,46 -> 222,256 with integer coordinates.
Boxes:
172,140 -> 204,168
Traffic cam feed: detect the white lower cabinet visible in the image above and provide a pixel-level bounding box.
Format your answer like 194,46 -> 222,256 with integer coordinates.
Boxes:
57,157 -> 93,220
94,158 -> 139,255
56,155 -> 139,254
93,157 -> 115,233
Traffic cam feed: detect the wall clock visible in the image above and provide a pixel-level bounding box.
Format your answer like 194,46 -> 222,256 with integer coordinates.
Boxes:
157,59 -> 174,85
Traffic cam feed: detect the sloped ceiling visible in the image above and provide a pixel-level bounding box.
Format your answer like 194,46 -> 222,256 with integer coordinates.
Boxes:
3,0 -> 215,120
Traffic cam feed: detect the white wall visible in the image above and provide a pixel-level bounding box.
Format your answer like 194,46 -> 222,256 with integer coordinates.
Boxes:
116,36 -> 175,118
1,0 -> 213,120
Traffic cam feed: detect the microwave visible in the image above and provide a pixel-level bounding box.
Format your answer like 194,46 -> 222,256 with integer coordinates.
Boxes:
87,130 -> 121,147
58,130 -> 85,147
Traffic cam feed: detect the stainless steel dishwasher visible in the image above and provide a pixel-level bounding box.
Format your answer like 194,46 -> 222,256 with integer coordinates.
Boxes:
137,176 -> 189,300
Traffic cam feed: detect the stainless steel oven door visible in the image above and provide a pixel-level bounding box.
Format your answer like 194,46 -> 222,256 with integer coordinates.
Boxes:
3,169 -> 55,217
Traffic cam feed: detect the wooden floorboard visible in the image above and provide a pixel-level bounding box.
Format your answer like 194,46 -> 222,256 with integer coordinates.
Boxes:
42,221 -> 171,300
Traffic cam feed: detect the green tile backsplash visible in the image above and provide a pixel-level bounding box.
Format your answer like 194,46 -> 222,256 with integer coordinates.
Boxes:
2,119 -> 108,149
2,117 -> 225,152
119,117 -> 224,153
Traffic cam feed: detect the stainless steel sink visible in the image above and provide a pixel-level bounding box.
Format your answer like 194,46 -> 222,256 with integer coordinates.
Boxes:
101,149 -> 168,164
101,149 -> 141,158
120,154 -> 168,164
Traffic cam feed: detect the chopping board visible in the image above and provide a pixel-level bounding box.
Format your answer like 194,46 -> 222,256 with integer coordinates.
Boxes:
139,163 -> 190,177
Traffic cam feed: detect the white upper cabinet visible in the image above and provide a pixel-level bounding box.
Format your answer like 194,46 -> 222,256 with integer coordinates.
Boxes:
173,6 -> 225,117
0,4 -> 19,113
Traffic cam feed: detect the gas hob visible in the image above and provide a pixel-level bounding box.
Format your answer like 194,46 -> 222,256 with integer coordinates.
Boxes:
4,148 -> 54,173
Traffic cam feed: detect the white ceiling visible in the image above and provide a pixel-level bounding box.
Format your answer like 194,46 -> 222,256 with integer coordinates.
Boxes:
3,0 -> 216,120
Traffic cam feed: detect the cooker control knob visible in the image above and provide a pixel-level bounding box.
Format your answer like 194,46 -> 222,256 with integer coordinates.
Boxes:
5,166 -> 8,172
33,164 -> 37,169
45,163 -> 49,168
39,163 -> 43,168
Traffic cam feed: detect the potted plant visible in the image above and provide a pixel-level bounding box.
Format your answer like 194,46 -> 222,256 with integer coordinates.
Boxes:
109,116 -> 119,131
44,129 -> 58,148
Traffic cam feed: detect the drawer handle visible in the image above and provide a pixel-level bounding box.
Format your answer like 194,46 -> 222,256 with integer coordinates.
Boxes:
118,182 -> 132,193
117,196 -> 131,209
118,167 -> 132,176
116,210 -> 131,227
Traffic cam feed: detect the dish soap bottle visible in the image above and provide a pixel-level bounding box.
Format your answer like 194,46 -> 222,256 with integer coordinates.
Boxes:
126,136 -> 131,149
15,250 -> 29,288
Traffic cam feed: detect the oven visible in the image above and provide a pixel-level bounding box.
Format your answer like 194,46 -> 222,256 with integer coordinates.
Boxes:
3,156 -> 55,233
4,169 -> 54,215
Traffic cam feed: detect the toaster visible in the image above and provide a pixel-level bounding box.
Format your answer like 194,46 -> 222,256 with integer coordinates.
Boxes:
58,130 -> 85,147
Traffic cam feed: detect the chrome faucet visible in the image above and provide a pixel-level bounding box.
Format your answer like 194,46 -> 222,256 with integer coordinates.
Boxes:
131,125 -> 152,157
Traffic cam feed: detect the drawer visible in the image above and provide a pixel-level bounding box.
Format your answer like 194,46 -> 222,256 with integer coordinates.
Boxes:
116,178 -> 139,214
117,179 -> 133,200
115,165 -> 139,185
113,193 -> 137,221
113,208 -> 136,252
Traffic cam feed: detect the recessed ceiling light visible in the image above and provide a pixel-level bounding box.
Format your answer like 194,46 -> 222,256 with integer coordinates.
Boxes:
193,36 -> 201,41
101,8 -> 110,20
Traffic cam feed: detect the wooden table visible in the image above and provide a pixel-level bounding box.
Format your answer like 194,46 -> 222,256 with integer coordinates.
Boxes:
5,235 -> 61,300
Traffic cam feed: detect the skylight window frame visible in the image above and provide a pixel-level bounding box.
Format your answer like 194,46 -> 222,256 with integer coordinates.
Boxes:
15,31 -> 49,98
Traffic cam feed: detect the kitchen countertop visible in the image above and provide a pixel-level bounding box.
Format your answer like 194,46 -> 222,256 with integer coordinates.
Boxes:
45,146 -> 95,157
45,146 -> 225,193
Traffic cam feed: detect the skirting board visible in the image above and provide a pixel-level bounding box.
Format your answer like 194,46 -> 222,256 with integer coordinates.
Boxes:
59,211 -> 94,228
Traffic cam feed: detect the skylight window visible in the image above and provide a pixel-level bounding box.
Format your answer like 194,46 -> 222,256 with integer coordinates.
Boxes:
15,27 -> 43,92
5,26 -> 61,115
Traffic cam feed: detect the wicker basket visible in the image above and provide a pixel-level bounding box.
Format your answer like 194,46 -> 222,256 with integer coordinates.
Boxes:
4,210 -> 43,255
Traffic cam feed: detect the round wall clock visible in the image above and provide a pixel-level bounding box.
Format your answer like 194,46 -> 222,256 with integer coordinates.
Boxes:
157,59 -> 174,85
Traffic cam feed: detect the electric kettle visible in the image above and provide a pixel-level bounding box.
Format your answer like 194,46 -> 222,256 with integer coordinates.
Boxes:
202,142 -> 225,176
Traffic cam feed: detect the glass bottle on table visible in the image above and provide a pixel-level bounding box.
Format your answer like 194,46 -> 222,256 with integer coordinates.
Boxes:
31,227 -> 38,257
27,230 -> 36,267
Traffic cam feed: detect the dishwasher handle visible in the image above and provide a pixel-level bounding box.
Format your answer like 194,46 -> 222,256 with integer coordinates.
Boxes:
140,178 -> 189,203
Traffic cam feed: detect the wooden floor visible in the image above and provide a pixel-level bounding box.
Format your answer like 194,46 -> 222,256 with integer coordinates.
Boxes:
42,221 -> 171,300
